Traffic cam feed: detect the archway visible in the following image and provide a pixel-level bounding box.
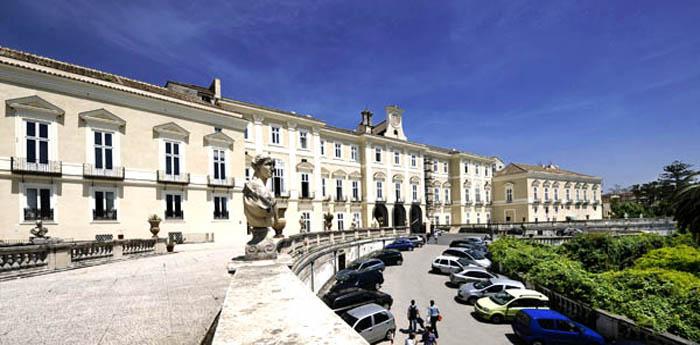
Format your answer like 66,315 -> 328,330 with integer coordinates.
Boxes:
372,204 -> 389,227
410,205 -> 423,233
392,205 -> 406,227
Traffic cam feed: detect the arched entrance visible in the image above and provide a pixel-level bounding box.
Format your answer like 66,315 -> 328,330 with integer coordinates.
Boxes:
392,205 -> 406,227
372,204 -> 389,227
410,205 -> 423,233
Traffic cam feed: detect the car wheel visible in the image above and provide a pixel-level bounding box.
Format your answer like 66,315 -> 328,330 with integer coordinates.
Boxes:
490,314 -> 504,324
467,296 -> 477,305
531,341 -> 545,345
375,283 -> 381,290
409,246 -> 414,251
383,303 -> 391,310
385,329 -> 395,341
431,267 -> 439,273
397,260 -> 403,265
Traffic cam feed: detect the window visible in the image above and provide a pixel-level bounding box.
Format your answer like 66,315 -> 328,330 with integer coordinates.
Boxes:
355,317 -> 372,332
245,168 -> 251,182
434,187 -> 440,202
576,189 -> 580,201
351,146 -> 358,162
243,126 -> 249,139
300,173 -> 310,198
434,216 -> 440,225
299,131 -> 308,149
443,162 -> 448,173
554,189 -> 559,201
485,190 -> 490,203
506,187 -> 513,203
533,187 -> 539,200
212,148 -> 226,180
25,120 -> 49,164
352,180 -> 359,200
301,212 -> 311,232
395,182 -> 401,201
433,160 -> 438,172
93,131 -> 113,170
25,186 -> 52,221
271,126 -> 280,144
375,147 -> 382,162
376,181 -> 383,200
272,159 -> 285,197
164,141 -> 181,176
485,167 -> 489,176
411,154 -> 417,167
566,189 -> 571,201
445,215 -> 450,225
465,213 -> 470,224
337,213 -> 344,230
321,178 -> 327,197
213,196 -> 228,219
444,188 -> 450,203
475,164 -> 480,175
584,190 -> 589,201
544,188 -> 549,201
374,312 -> 390,324
475,188 -> 481,203
464,188 -> 470,202
412,184 -> 418,201
320,140 -> 326,156
477,213 -> 481,224
334,143 -> 342,158
486,285 -> 503,293
165,193 -> 183,219
336,179 -> 343,201
394,151 -> 400,165
353,212 -> 361,228
93,190 -> 116,221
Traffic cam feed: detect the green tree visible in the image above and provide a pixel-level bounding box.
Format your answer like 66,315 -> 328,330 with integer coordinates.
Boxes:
673,173 -> 700,243
610,200 -> 648,218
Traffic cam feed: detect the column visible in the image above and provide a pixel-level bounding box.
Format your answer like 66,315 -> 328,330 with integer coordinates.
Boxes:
287,122 -> 298,199
253,114 -> 264,155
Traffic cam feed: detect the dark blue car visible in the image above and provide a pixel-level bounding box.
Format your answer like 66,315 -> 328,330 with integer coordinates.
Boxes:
512,309 -> 605,345
384,238 -> 415,251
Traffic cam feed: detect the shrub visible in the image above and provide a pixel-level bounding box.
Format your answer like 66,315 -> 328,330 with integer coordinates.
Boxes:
527,258 -> 597,302
634,245 -> 700,277
489,238 -> 560,278
561,233 -> 666,272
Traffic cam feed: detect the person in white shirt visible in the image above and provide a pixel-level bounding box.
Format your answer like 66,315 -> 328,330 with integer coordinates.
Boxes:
405,332 -> 416,345
427,300 -> 440,338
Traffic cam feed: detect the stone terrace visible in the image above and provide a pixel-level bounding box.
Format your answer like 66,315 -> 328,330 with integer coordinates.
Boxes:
0,243 -> 237,345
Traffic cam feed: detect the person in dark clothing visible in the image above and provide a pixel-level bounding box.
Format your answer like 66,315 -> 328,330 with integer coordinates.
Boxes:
407,300 -> 420,332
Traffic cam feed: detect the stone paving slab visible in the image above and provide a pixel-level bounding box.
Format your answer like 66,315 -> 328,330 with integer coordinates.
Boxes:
0,243 -> 239,345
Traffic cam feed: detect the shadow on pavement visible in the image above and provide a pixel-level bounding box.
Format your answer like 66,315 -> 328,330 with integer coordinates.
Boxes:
504,333 -> 525,344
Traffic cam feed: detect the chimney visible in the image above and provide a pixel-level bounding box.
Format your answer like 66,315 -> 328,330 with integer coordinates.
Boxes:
210,78 -> 222,100
358,108 -> 373,134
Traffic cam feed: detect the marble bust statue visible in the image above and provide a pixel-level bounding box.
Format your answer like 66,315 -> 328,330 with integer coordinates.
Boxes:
243,154 -> 279,259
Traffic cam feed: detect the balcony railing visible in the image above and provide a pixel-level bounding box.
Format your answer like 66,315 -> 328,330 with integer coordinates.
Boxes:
544,198 -> 552,204
93,209 -> 117,221
412,198 -> 422,204
213,210 -> 229,220
299,192 -> 315,201
566,199 -> 573,204
157,171 -> 190,185
376,196 -> 385,202
474,199 -> 483,205
11,157 -> 62,176
395,197 -> 405,204
83,164 -> 125,180
207,176 -> 235,188
464,200 -> 473,205
24,208 -> 54,221
532,198 -> 541,204
334,196 -> 348,203
351,196 -> 362,203
165,210 -> 184,220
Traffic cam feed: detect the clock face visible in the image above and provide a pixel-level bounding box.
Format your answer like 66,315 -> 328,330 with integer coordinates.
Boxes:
390,114 -> 401,127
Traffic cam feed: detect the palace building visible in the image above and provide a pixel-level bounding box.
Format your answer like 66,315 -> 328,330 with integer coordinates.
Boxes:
0,46 -> 600,243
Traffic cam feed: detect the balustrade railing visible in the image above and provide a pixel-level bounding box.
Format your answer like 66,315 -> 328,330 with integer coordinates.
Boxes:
0,247 -> 49,272
123,239 -> 156,255
83,163 -> 125,180
11,157 -> 62,176
71,242 -> 113,262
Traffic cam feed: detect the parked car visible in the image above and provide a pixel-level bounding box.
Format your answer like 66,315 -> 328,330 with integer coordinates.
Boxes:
336,258 -> 385,280
474,289 -> 549,323
441,248 -> 492,268
332,269 -> 384,292
512,309 -> 605,345
449,240 -> 489,252
449,267 -> 500,286
368,249 -> 403,266
431,255 -> 479,274
384,238 -> 415,251
507,227 -> 525,235
341,303 -> 396,344
322,288 -> 394,314
556,227 -> 584,236
406,235 -> 426,247
457,278 -> 525,304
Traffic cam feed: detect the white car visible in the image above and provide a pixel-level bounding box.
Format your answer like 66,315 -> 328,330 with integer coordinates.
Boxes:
341,303 -> 396,344
449,267 -> 500,286
431,255 -> 480,274
441,248 -> 492,268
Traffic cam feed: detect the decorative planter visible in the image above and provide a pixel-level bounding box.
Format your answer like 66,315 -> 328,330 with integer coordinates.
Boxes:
166,242 -> 175,252
149,219 -> 161,238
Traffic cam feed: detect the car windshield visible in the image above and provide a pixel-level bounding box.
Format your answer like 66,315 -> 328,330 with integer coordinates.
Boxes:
468,251 -> 485,260
457,258 -> 474,266
490,291 -> 515,305
341,313 -> 358,326
474,280 -> 492,289
347,262 -> 361,270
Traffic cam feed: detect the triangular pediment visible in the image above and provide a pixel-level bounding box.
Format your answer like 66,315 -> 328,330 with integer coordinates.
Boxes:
349,171 -> 362,180
79,109 -> 126,129
153,122 -> 190,141
203,131 -> 234,149
321,168 -> 330,176
332,169 -> 347,178
495,163 -> 528,177
6,95 -> 64,118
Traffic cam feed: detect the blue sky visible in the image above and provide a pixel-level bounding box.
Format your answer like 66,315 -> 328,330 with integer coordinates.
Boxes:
1,0 -> 699,189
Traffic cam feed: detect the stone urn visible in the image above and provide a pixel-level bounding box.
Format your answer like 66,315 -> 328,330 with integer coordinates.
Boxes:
272,207 -> 287,238
148,214 -> 162,238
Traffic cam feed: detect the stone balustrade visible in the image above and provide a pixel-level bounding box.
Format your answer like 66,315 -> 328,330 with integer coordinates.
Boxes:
454,217 -> 677,236
0,238 -> 167,280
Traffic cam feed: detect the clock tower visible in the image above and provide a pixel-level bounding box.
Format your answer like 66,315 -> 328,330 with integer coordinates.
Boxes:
382,105 -> 407,141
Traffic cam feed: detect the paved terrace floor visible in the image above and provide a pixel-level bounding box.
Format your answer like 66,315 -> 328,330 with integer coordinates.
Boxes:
0,243 -> 239,345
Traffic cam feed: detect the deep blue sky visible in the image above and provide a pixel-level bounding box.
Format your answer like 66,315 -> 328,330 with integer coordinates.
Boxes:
2,1 -> 699,189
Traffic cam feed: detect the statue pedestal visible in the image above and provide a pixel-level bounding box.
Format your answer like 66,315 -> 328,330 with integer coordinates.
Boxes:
244,238 -> 277,261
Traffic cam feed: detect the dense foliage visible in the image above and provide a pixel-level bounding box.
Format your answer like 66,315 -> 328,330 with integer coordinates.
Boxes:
489,234 -> 700,341
673,173 -> 700,244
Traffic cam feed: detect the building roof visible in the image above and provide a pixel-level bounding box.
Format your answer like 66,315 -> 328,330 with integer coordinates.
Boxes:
495,163 -> 598,179
0,46 -> 218,109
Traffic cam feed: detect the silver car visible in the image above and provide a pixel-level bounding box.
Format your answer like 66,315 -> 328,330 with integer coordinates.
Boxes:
341,303 -> 396,344
431,255 -> 480,274
456,278 -> 525,304
449,267 -> 500,286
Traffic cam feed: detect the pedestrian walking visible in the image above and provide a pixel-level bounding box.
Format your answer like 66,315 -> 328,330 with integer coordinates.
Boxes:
405,332 -> 416,345
407,300 -> 420,333
421,326 -> 438,345
426,300 -> 441,338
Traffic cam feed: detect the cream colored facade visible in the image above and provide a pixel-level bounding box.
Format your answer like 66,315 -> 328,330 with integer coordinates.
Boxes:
491,163 -> 603,223
0,47 -> 602,244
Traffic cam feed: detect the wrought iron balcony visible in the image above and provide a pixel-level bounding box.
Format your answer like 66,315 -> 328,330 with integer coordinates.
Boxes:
213,210 -> 229,220
24,208 -> 54,221
464,200 -> 473,205
83,164 -> 125,180
157,170 -> 190,185
93,209 -> 117,221
165,210 -> 184,220
207,176 -> 235,188
543,198 -> 552,204
11,157 -> 62,176
351,196 -> 363,203
474,199 -> 483,206
299,192 -> 315,201
566,199 -> 573,204
335,195 -> 348,203
532,198 -> 541,204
